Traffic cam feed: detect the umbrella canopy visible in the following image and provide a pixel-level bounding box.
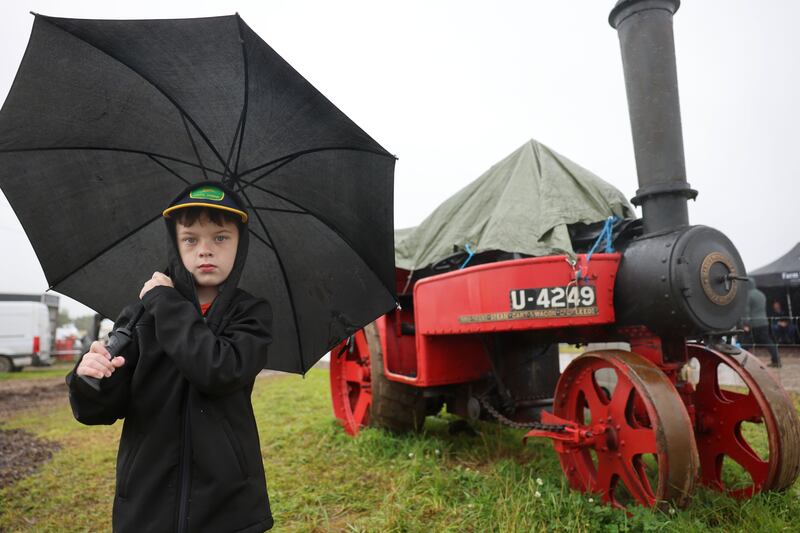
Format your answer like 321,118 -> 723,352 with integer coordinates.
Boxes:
394,139 -> 635,271
0,14 -> 397,373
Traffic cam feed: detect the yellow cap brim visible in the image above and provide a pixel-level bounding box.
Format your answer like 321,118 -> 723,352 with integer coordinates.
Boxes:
162,202 -> 248,224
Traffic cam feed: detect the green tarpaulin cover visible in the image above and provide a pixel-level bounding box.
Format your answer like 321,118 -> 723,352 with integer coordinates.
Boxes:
395,139 -> 635,271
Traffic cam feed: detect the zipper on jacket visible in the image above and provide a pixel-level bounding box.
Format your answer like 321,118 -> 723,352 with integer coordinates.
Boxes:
188,270 -> 202,316
176,392 -> 192,533
189,274 -> 211,324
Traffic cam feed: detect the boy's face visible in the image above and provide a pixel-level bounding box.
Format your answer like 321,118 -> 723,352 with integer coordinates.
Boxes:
176,213 -> 239,291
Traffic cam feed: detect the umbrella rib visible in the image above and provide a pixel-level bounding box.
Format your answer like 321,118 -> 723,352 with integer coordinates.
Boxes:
37,16 -> 230,174
147,155 -> 190,185
237,146 -> 396,182
181,114 -> 210,180
222,111 -> 245,184
234,178 -> 307,212
236,186 -> 307,374
246,228 -> 274,251
251,207 -> 308,215
236,176 -> 395,303
239,154 -> 301,186
0,146 -> 224,175
232,14 -> 250,178
237,152 -> 300,180
47,212 -> 163,290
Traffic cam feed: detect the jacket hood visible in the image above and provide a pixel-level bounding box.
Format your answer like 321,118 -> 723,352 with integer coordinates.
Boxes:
163,181 -> 250,333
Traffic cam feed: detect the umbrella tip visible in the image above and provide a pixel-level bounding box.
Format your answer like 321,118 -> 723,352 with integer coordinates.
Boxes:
30,11 -> 38,16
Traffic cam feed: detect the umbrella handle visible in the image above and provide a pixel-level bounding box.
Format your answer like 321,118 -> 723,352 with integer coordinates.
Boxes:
79,304 -> 145,391
78,317 -> 139,392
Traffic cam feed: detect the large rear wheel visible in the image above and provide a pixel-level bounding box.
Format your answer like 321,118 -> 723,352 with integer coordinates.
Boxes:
366,323 -> 427,433
687,344 -> 800,497
329,329 -> 372,436
330,322 -> 426,435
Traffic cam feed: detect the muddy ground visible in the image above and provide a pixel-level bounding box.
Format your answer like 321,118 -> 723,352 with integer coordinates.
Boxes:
0,425 -> 60,490
0,369 -> 284,491
0,376 -> 68,420
1,350 -> 799,491
0,376 -> 67,490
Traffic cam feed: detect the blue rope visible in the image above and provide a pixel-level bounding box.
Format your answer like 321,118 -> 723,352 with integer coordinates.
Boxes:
459,243 -> 475,269
583,216 -> 619,280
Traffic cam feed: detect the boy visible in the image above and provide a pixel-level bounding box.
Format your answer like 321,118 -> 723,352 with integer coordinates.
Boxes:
67,182 -> 274,533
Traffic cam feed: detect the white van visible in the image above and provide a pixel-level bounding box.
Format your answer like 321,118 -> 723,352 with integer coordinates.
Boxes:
0,301 -> 53,372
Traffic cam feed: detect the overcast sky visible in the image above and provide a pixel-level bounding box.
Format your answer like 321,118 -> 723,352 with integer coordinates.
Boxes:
0,0 -> 797,317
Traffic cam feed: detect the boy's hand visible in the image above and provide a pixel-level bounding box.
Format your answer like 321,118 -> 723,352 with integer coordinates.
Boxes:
76,341 -> 125,379
139,271 -> 174,299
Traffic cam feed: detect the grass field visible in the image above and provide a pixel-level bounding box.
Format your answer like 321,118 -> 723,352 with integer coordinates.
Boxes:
0,362 -> 75,381
1,369 -> 799,532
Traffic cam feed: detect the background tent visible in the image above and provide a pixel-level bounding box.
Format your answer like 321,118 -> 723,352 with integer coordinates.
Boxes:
394,139 -> 635,272
751,242 -> 800,319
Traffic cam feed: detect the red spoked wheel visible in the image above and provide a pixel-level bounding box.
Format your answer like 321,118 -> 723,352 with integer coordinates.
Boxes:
687,344 -> 800,498
329,329 -> 372,436
552,350 -> 698,509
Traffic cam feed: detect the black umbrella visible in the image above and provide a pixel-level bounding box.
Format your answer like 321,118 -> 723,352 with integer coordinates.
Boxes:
0,13 -> 397,373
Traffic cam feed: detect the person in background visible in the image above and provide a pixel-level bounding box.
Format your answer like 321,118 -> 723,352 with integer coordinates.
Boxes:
770,300 -> 797,345
743,287 -> 781,368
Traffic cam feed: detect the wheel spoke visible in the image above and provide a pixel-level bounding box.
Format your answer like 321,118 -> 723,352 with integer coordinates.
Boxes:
619,456 -> 656,506
722,428 -> 769,485
344,360 -> 365,383
607,377 -> 634,421
351,393 -> 370,426
696,358 -> 721,398
622,428 -> 658,457
576,373 -> 608,418
723,391 -> 762,422
697,446 -> 725,490
353,332 -> 370,355
593,455 -> 614,496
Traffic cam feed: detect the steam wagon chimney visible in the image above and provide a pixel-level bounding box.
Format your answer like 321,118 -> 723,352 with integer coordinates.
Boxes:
609,0 -> 696,235
608,0 -> 748,336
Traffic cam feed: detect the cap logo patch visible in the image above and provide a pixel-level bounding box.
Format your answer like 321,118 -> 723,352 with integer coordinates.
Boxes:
189,186 -> 225,202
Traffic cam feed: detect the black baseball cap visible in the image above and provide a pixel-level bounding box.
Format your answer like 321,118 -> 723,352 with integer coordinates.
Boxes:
162,184 -> 248,224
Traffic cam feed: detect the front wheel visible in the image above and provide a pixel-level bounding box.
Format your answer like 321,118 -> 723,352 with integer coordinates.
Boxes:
551,350 -> 699,510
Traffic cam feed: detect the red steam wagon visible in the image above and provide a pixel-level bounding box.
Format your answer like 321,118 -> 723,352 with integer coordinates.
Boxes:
329,0 -> 800,509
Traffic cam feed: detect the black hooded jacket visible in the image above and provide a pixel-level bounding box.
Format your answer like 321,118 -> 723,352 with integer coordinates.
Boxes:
67,182 -> 274,533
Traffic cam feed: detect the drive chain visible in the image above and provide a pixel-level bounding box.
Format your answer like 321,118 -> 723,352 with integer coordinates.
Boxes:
477,395 -> 567,432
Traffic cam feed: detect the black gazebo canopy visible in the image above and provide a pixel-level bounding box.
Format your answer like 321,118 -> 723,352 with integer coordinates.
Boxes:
751,243 -> 800,317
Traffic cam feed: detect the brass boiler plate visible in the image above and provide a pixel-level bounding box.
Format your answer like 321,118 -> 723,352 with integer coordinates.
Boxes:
700,251 -> 738,306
